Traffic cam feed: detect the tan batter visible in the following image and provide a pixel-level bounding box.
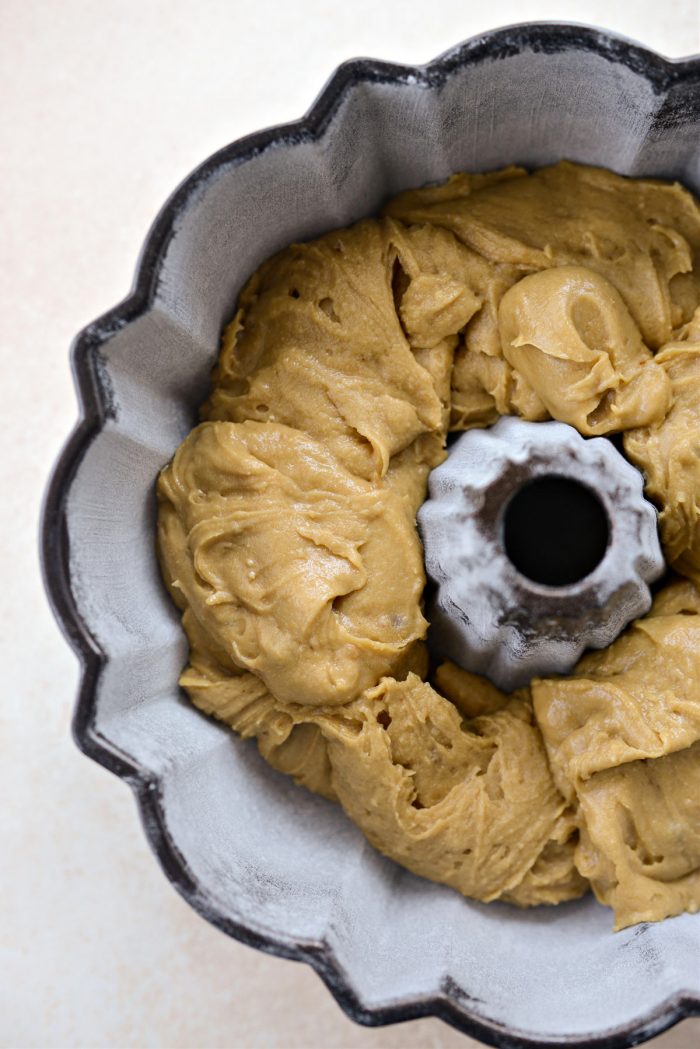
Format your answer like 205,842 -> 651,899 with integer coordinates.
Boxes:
157,161 -> 700,929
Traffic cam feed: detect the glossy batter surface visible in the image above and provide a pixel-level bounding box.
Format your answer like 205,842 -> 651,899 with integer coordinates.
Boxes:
157,162 -> 700,928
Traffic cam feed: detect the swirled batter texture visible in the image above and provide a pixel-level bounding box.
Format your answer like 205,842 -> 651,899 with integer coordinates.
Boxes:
158,162 -> 700,928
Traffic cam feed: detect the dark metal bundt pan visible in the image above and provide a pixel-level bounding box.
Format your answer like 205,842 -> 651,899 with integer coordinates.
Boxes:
41,23 -> 700,1048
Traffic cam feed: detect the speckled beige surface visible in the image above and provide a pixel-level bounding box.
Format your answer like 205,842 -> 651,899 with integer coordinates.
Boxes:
2,1 -> 700,1046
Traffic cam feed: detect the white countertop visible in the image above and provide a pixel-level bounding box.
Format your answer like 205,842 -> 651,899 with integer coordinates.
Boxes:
3,1 -> 700,1046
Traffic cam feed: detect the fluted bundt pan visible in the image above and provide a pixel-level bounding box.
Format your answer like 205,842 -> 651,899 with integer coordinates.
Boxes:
41,23 -> 700,1048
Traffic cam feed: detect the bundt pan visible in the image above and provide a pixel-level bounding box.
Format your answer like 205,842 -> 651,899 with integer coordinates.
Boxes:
41,23 -> 700,1048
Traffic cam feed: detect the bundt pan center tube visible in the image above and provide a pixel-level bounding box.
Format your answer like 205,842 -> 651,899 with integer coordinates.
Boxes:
420,417 -> 665,690
41,22 -> 700,1049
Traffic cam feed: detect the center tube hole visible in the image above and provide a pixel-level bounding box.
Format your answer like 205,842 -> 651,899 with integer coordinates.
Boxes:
503,475 -> 610,587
